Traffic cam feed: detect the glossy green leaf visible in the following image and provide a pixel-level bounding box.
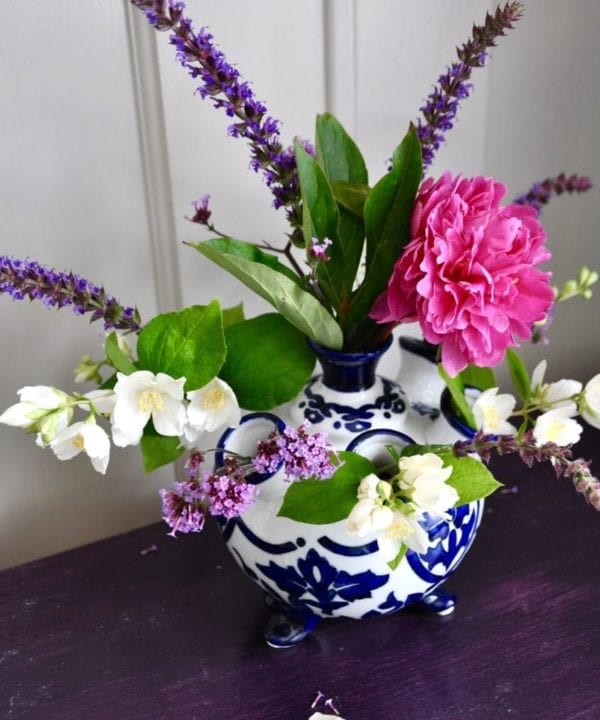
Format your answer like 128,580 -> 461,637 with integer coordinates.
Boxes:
191,240 -> 344,349
196,237 -> 302,287
104,332 -> 137,375
459,365 -> 497,391
277,452 -> 376,524
316,113 -> 368,185
440,452 -> 503,505
219,314 -> 316,410
137,301 -> 226,391
140,424 -> 184,473
330,181 -> 369,217
346,128 -> 422,325
295,141 -> 339,244
222,303 -> 245,329
506,348 -> 531,402
438,364 -> 476,431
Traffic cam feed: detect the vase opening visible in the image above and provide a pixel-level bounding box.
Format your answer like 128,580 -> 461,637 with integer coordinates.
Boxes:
307,336 -> 393,393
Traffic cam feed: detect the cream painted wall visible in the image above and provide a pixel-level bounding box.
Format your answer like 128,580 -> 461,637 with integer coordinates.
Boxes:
1,0 -> 598,568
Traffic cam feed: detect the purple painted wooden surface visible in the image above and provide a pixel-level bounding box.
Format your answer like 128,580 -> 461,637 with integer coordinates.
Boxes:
1,430 -> 599,720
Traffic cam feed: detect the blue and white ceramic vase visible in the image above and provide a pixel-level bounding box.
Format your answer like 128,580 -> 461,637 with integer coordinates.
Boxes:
217,336 -> 483,647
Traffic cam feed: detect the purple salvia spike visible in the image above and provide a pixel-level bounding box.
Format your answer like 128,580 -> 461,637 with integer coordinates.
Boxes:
513,173 -> 593,214
414,2 -> 524,170
129,0 -> 306,242
0,256 -> 141,332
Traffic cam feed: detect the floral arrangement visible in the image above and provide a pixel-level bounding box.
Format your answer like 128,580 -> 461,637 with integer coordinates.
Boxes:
1,1 -> 599,569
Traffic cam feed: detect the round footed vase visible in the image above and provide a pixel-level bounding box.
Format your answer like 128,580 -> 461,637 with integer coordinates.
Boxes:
216,337 -> 482,647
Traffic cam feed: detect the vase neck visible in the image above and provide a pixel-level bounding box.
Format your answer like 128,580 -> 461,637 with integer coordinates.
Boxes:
308,337 -> 393,392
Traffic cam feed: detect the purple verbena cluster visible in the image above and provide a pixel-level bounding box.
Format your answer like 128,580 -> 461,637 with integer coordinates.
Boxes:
513,173 -> 593,214
0,256 -> 141,332
253,420 -> 337,481
415,2 -> 524,169
130,0 -> 305,240
160,453 -> 257,536
453,431 -> 600,511
160,480 -> 207,536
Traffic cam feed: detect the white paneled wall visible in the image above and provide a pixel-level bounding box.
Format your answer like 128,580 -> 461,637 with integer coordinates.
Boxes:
1,0 -> 598,568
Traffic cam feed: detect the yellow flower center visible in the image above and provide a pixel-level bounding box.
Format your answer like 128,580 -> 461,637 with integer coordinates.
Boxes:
544,419 -> 564,443
484,405 -> 500,427
383,514 -> 413,542
138,388 -> 164,414
202,388 -> 225,411
72,434 -> 85,450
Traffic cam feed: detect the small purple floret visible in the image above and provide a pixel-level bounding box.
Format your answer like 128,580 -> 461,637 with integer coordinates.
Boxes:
253,421 -> 337,481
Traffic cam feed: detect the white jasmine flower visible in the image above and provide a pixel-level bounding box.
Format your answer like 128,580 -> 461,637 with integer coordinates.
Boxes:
533,408 -> 583,446
377,508 -> 429,560
399,453 -> 452,485
580,373 -> 600,429
111,371 -> 186,447
531,360 -> 581,413
346,499 -> 394,537
80,389 -> 116,416
471,387 -> 516,435
357,473 -> 391,501
50,420 -> 111,474
398,453 -> 457,517
0,385 -> 68,429
187,378 -> 241,433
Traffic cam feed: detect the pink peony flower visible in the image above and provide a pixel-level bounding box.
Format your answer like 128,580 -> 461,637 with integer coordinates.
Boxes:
370,172 -> 554,375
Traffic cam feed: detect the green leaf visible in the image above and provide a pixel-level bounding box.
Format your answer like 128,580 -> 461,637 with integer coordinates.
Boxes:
330,181 -> 370,217
196,237 -> 303,287
387,543 -> 407,571
400,443 -> 452,458
316,207 -> 365,315
140,424 -> 184,473
385,444 -> 401,463
459,365 -> 496,391
220,314 -> 316,410
277,451 -> 376,524
104,332 -> 137,375
506,348 -> 531,402
438,364 -> 476,430
294,141 -> 339,244
315,113 -> 368,185
440,451 -> 503,505
222,303 -> 245,329
191,240 -> 344,349
313,114 -> 369,315
346,128 -> 422,325
137,302 -> 226,391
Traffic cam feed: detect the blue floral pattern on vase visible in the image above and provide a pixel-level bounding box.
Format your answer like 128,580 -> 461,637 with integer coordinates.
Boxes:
217,340 -> 485,624
257,548 -> 389,615
299,377 -> 407,433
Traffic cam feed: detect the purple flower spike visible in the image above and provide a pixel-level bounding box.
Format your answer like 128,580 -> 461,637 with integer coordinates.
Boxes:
160,480 -> 207,536
130,0 -> 305,239
0,256 -> 141,332
415,2 -> 524,170
513,173 -> 593,214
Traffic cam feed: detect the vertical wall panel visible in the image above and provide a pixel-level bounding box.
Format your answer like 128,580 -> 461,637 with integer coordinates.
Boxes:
0,1 -> 174,569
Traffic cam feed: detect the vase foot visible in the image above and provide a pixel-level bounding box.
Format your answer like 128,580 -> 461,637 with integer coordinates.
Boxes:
412,589 -> 456,616
263,595 -> 320,648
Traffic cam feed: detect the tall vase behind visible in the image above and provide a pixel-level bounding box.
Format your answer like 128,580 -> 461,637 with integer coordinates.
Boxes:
216,336 -> 483,647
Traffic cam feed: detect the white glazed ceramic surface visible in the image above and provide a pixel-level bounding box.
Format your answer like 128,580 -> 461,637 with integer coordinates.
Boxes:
217,366 -> 483,620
